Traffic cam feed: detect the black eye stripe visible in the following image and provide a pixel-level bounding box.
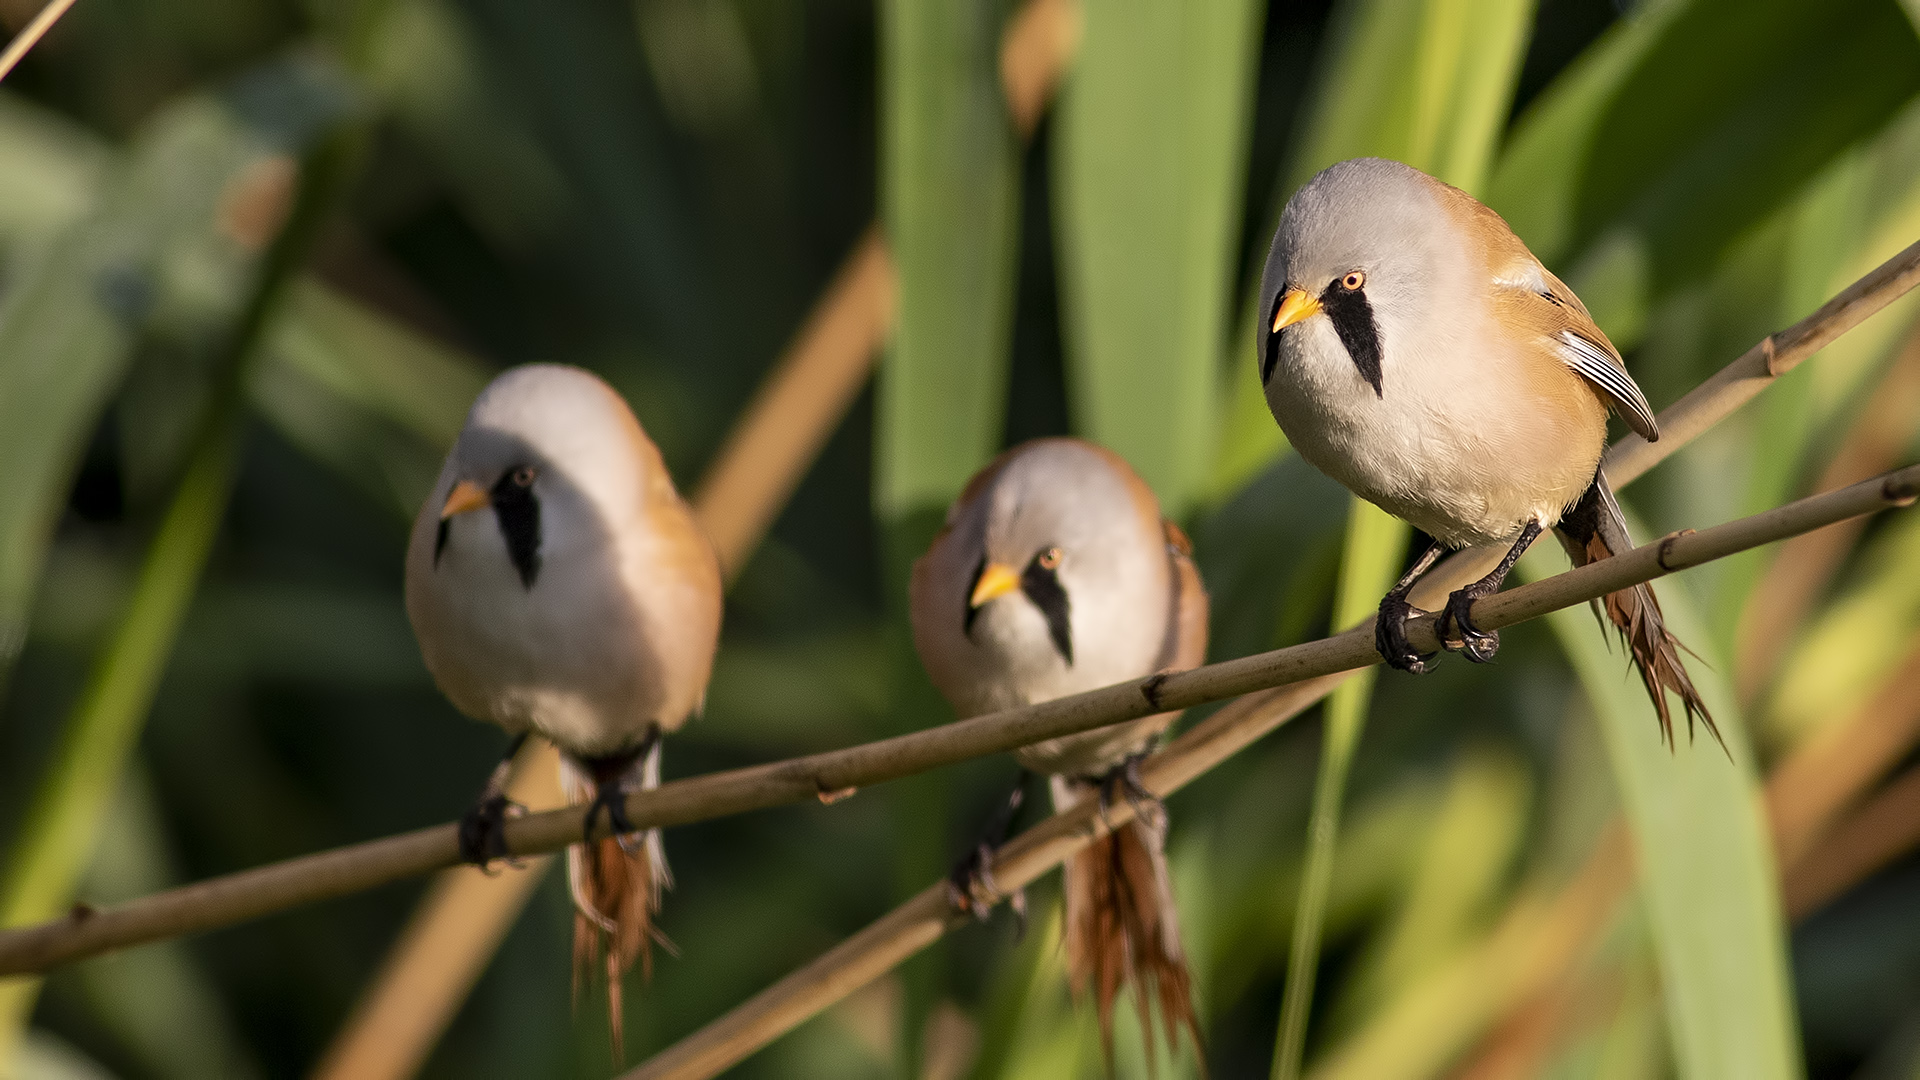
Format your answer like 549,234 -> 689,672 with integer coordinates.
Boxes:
962,555 -> 988,636
1261,292 -> 1284,386
1021,562 -> 1073,666
490,467 -> 542,589
1320,279 -> 1383,397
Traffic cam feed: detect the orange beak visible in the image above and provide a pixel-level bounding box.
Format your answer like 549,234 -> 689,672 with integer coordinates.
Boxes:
969,562 -> 1021,608
439,479 -> 491,519
1271,288 -> 1323,333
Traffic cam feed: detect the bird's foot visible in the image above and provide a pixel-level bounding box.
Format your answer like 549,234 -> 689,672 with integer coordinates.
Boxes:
1437,585 -> 1500,663
1097,752 -> 1165,832
947,843 -> 1024,937
458,793 -> 525,869
1376,591 -> 1438,674
582,782 -> 643,853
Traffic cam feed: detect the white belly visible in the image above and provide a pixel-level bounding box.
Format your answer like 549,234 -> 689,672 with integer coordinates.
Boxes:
1264,316 -> 1605,548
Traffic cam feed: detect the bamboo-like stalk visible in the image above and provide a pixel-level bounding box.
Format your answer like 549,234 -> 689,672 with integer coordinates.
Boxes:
1,460 -> 1913,981
308,6 -> 1082,1077
0,0 -> 79,83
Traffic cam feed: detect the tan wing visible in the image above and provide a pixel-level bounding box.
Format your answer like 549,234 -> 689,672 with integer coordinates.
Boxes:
1160,519 -> 1209,672
1430,176 -> 1661,443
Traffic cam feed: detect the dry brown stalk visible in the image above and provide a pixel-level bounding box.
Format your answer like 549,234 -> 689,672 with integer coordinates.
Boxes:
690,227 -> 895,581
1785,763 -> 1920,918
0,0 -> 77,82
2,465 -> 1911,982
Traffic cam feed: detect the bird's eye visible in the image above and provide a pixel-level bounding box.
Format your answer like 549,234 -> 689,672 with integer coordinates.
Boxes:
1341,271 -> 1365,291
1036,547 -> 1063,571
510,466 -> 537,487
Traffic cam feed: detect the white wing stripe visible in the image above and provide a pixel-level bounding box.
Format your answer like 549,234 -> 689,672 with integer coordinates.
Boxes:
1558,330 -> 1658,439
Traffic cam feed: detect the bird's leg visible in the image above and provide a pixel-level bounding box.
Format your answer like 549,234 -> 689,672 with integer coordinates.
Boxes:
459,730 -> 530,869
1096,750 -> 1164,833
581,724 -> 662,853
1436,520 -> 1543,664
948,771 -> 1030,931
1376,541 -> 1445,674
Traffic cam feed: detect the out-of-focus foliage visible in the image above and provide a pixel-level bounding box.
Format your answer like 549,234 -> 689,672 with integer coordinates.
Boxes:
0,0 -> 1919,1078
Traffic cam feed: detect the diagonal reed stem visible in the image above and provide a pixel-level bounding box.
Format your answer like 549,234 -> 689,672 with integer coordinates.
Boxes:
1,457 -> 1914,981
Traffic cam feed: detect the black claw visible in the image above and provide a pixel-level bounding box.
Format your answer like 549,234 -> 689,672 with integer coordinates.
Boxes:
1009,888 -> 1029,943
583,782 -> 641,851
1097,752 -> 1165,831
458,793 -> 522,868
1376,590 -> 1438,674
1438,588 -> 1501,663
947,843 -> 1000,922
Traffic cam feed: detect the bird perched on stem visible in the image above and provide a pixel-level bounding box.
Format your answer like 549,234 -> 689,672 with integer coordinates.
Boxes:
1257,156 -> 1715,746
911,438 -> 1208,1065
404,363 -> 722,1058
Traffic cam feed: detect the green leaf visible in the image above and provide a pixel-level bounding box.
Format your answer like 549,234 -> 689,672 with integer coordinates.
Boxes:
1272,500 -> 1409,1080
874,0 -> 1021,522
0,413 -> 243,1056
0,96 -> 282,689
1530,544 -> 1801,1080
1052,0 -> 1263,517
1491,0 -> 1920,298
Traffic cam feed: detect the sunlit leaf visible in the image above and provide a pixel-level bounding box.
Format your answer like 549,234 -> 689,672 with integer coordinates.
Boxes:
1052,0 -> 1262,516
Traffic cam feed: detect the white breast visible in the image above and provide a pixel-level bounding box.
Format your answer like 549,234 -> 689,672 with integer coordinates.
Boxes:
1262,296 -> 1604,548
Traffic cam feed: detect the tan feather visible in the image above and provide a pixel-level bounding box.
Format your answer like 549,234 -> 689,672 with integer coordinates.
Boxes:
1056,776 -> 1203,1074
561,749 -> 674,1063
1555,474 -> 1720,749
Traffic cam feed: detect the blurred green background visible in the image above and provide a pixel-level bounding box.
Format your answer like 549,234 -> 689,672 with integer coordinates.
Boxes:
2,0 -> 1920,1077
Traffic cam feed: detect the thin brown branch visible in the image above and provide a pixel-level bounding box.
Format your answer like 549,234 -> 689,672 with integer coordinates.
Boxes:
622,468 -> 1920,1079
0,0 -> 76,82
2,231 -> 1917,987
0,463 -> 1910,979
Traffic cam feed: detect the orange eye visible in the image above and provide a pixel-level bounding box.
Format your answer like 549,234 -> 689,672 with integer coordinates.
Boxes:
1036,547 -> 1063,570
511,466 -> 537,487
1341,271 -> 1365,291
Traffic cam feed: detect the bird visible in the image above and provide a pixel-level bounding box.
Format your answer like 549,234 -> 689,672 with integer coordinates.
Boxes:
403,363 -> 723,1057
910,437 -> 1208,1063
1256,156 -> 1714,746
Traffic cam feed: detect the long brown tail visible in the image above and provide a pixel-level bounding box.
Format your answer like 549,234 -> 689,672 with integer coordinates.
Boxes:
1554,472 -> 1721,750
560,743 -> 672,1062
1052,775 -> 1202,1073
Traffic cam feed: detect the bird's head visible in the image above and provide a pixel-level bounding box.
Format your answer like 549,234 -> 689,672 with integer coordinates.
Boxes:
425,363 -> 659,591
1257,156 -> 1467,398
910,439 -> 1174,714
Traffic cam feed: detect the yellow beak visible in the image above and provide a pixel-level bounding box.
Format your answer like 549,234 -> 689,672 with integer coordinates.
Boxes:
440,479 -> 491,519
969,562 -> 1021,608
1271,288 -> 1323,333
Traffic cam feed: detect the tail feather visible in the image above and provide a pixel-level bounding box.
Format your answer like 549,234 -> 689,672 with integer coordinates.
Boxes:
1053,776 -> 1202,1074
1556,472 -> 1721,750
561,743 -> 672,1062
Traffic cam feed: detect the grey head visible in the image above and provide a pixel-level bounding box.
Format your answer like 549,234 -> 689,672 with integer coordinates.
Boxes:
910,438 -> 1174,716
422,363 -> 648,592
1256,157 -> 1470,398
